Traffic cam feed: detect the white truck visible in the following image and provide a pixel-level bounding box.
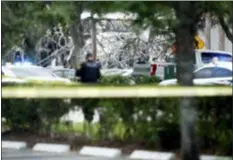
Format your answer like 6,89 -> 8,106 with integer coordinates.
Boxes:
132,49 -> 232,80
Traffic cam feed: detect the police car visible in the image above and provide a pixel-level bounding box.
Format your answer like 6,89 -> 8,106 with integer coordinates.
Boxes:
159,61 -> 232,86
2,63 -> 72,85
132,50 -> 232,80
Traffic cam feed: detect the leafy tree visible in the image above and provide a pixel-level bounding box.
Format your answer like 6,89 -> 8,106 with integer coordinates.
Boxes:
1,2 -> 45,54
86,2 -> 206,160
208,1 -> 233,43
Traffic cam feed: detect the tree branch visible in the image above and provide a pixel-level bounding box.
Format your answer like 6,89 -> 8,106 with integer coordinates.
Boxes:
218,15 -> 233,43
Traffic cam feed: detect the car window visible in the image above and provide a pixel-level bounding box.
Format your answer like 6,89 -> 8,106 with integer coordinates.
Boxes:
195,67 -> 232,79
165,55 -> 176,63
212,68 -> 232,78
53,70 -> 75,78
201,52 -> 232,63
53,70 -> 64,77
194,68 -> 213,79
64,70 -> 75,77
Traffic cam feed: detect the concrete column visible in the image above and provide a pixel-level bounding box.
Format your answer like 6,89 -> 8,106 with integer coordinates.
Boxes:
205,13 -> 212,49
218,25 -> 225,50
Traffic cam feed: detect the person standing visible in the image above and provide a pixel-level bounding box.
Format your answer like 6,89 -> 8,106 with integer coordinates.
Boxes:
75,53 -> 101,83
96,59 -> 102,69
15,52 -> 22,63
75,53 -> 101,138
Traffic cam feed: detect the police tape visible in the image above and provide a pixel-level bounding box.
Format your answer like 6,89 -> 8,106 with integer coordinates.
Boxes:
2,86 -> 232,98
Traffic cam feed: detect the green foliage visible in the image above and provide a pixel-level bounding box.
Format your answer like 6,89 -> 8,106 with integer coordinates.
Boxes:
100,75 -> 134,85
99,75 -> 161,86
2,76 -> 232,154
2,98 -> 72,134
134,75 -> 161,84
88,1 -> 233,42
1,2 -> 46,53
2,1 -> 232,56
1,1 -> 78,54
2,99 -> 41,132
2,1 -> 177,54
36,99 -> 71,133
196,97 -> 232,154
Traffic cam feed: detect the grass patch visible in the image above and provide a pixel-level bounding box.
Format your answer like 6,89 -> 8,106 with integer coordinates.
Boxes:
113,122 -> 127,140
53,121 -> 127,140
54,123 -> 85,134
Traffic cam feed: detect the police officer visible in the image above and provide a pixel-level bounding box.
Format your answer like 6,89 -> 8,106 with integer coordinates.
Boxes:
75,53 -> 101,83
75,53 -> 101,138
15,51 -> 22,63
96,59 -> 102,69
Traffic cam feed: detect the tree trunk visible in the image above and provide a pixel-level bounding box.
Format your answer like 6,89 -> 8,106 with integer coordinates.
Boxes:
69,2 -> 85,69
175,2 -> 200,160
217,2 -> 233,44
91,14 -> 97,61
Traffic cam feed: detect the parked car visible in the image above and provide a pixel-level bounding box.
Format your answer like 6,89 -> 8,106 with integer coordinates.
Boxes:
159,62 -> 232,86
47,66 -> 76,80
133,50 -> 232,80
2,64 -> 72,84
101,68 -> 133,77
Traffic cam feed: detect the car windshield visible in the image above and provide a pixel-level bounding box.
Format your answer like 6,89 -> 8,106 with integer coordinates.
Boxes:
201,52 -> 232,63
10,67 -> 56,78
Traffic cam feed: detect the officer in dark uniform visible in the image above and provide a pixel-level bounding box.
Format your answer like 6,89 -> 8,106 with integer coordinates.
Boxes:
96,59 -> 102,69
75,53 -> 101,83
75,53 -> 101,138
15,51 -> 22,63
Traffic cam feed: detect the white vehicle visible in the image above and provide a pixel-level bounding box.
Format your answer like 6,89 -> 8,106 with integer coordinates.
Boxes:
101,68 -> 133,77
133,50 -> 232,80
2,64 -> 71,84
193,49 -> 232,68
47,66 -> 76,80
159,62 -> 232,86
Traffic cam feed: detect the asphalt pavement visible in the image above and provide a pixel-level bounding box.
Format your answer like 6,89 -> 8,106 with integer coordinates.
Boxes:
2,149 -> 130,160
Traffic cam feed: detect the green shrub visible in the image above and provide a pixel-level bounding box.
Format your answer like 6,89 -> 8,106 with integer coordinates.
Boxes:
2,76 -> 232,155
2,99 -> 41,132
196,97 -> 232,154
133,75 -> 161,84
100,75 -> 134,85
2,98 -> 72,134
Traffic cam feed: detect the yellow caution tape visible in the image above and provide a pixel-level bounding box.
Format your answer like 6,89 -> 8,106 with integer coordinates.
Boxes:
2,86 -> 232,98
